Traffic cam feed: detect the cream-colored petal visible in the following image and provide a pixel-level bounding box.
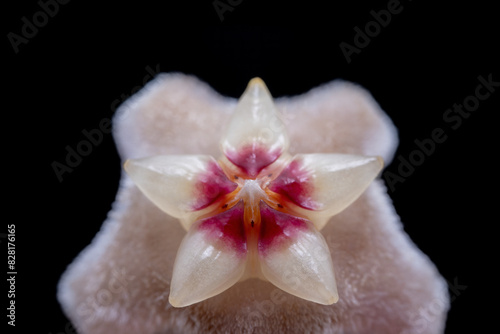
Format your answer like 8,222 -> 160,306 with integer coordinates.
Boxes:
258,203 -> 338,305
269,153 -> 384,230
169,222 -> 247,307
124,155 -> 236,230
221,78 -> 289,177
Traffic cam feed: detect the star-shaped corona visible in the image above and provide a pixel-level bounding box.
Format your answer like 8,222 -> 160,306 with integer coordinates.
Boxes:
124,78 -> 384,307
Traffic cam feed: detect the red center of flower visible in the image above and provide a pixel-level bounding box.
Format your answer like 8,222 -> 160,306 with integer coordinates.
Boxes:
193,146 -> 316,256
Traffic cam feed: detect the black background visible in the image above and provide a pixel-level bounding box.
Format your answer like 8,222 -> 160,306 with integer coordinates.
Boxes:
5,1 -> 498,333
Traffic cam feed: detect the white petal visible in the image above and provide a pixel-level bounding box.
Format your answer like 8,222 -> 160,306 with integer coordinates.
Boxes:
124,155 -> 237,230
269,153 -> 383,230
258,202 -> 338,305
169,202 -> 247,307
221,78 -> 289,177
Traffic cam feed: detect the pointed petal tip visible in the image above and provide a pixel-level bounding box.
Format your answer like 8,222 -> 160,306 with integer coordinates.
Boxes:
270,278 -> 339,306
168,281 -> 199,308
167,295 -> 183,308
243,77 -> 272,99
368,155 -> 384,175
302,291 -> 339,305
168,294 -> 194,308
123,159 -> 131,171
303,284 -> 339,305
325,292 -> 340,305
248,77 -> 266,88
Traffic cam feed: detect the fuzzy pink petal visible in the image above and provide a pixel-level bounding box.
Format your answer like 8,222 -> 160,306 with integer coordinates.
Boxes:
277,80 -> 398,163
58,73 -> 448,334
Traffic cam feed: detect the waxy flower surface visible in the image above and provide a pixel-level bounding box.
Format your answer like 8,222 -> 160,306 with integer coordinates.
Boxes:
58,74 -> 449,334
124,78 -> 383,307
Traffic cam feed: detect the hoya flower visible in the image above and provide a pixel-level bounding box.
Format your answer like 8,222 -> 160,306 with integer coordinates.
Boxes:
123,78 -> 383,307
58,74 -> 449,334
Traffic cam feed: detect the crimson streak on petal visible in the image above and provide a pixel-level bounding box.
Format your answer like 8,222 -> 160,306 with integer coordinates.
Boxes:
258,201 -> 309,253
193,161 -> 237,210
268,160 -> 319,210
198,201 -> 247,254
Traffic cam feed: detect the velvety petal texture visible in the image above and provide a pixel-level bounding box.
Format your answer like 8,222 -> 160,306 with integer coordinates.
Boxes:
58,73 -> 449,334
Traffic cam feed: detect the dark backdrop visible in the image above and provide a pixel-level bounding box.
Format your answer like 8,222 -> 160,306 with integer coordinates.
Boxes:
5,1 -> 497,333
